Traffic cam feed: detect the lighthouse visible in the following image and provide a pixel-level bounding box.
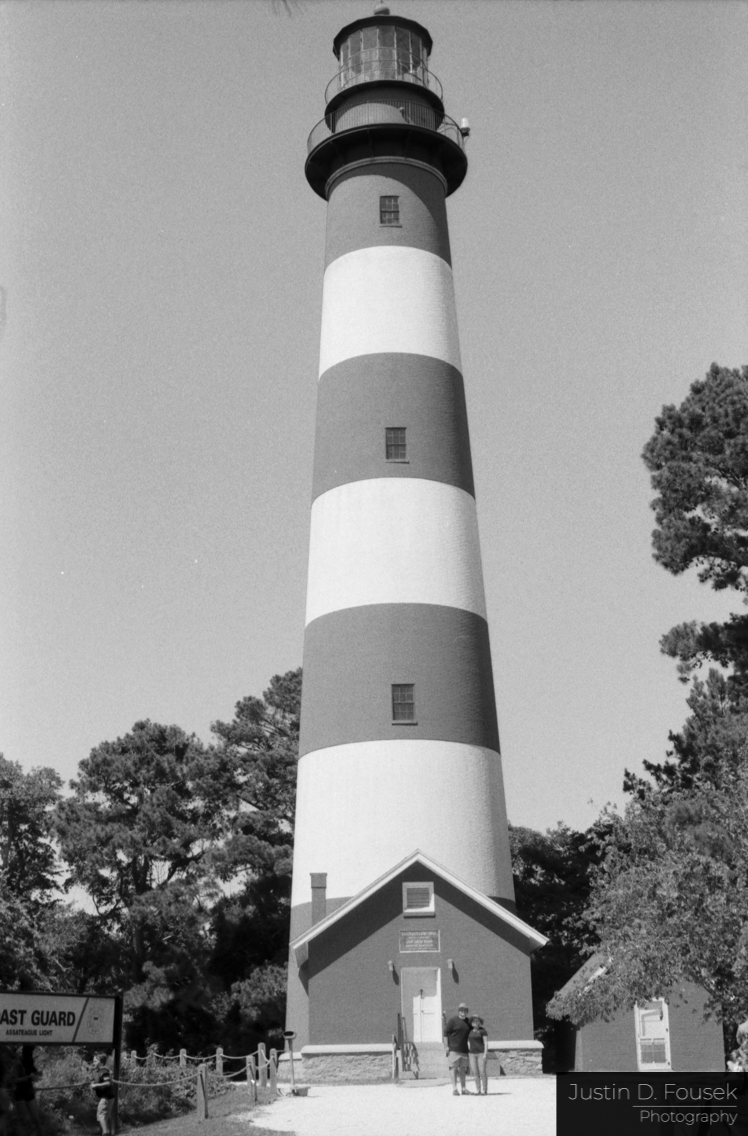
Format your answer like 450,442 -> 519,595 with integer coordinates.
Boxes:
286,7 -> 546,1081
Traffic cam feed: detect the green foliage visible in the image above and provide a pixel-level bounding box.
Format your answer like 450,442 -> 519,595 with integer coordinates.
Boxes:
0,757 -> 67,990
554,365 -> 748,1040
626,669 -> 748,795
210,669 -> 301,883
643,363 -> 748,594
55,722 -> 220,923
0,755 -> 62,900
29,1048 -> 198,1132
642,362 -> 748,688
548,767 -> 748,1032
230,962 -> 287,1036
510,823 -> 601,1063
0,890 -> 53,990
207,670 -> 300,1003
48,721 -> 231,1047
41,672 -> 301,1053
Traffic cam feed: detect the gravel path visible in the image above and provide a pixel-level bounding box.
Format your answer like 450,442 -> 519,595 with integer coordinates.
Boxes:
242,1077 -> 557,1136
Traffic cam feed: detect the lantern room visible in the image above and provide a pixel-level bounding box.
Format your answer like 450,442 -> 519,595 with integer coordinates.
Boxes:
326,10 -> 442,111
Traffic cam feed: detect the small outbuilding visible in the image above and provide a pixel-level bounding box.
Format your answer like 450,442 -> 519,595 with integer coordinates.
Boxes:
286,849 -> 547,1082
553,954 -> 725,1073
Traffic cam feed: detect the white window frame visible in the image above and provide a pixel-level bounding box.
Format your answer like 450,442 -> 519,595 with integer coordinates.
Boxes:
635,999 -> 671,1071
402,881 -> 435,917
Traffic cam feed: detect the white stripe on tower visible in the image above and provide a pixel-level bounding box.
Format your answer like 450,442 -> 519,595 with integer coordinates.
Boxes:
291,741 -> 514,906
305,478 -> 486,625
318,245 -> 461,376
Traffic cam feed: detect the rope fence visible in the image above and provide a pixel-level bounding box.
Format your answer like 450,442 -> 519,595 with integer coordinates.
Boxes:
118,1043 -> 284,1120
31,1043 -> 286,1125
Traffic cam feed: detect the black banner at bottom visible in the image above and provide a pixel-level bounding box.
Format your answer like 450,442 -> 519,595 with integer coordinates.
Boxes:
557,1073 -> 748,1136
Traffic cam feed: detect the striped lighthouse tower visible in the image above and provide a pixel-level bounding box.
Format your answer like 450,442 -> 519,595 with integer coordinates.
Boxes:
287,7 -> 544,1075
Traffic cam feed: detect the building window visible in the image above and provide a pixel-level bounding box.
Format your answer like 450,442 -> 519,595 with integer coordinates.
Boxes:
392,684 -> 415,722
386,427 -> 407,461
635,1000 -> 671,1071
402,882 -> 435,916
380,195 -> 400,225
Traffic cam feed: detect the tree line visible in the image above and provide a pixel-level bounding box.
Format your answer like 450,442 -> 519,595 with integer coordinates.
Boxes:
1,671 -> 301,1056
3,364 -> 748,1060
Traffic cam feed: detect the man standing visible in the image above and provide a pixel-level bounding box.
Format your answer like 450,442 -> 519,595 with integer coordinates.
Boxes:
443,1002 -> 472,1096
91,1053 -> 115,1136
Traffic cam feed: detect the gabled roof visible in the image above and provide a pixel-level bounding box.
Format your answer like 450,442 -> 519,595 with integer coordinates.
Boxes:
553,952 -> 609,1000
290,849 -> 549,966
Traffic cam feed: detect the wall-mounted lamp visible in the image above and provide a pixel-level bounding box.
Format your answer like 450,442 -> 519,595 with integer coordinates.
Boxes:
388,960 -> 395,973
447,958 -> 455,974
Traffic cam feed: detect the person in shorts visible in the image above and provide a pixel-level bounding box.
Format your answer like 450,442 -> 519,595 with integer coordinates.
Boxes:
91,1052 -> 115,1136
468,1015 -> 489,1094
443,1002 -> 471,1095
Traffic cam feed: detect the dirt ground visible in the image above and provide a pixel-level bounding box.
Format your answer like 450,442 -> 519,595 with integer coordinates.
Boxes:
240,1076 -> 558,1136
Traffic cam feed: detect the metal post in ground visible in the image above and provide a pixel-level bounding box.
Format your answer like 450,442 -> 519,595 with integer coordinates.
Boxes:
269,1049 -> 278,1096
215,1047 -> 223,1077
258,1043 -> 267,1091
179,1050 -> 186,1068
246,1054 -> 256,1102
197,1064 -> 208,1122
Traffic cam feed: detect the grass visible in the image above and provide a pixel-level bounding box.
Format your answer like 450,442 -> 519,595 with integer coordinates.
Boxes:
117,1085 -> 289,1136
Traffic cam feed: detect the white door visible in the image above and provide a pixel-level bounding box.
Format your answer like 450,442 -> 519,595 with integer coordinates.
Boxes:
401,968 -> 442,1043
635,999 -> 671,1070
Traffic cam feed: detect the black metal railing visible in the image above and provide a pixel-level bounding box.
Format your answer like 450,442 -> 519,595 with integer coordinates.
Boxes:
307,98 -> 465,155
325,53 -> 443,105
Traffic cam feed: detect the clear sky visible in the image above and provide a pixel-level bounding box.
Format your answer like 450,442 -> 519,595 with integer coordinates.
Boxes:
2,0 -> 746,834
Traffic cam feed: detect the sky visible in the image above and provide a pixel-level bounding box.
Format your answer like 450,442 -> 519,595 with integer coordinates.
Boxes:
1,0 -> 747,835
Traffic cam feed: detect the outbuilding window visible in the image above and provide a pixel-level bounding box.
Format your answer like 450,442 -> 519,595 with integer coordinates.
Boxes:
403,881 -> 435,916
380,195 -> 400,225
392,684 -> 415,722
635,999 -> 671,1070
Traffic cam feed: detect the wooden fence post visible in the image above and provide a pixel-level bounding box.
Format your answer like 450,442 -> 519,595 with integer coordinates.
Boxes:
197,1064 -> 208,1122
246,1054 -> 256,1102
258,1043 -> 267,1091
215,1047 -> 223,1077
269,1049 -> 278,1096
179,1049 -> 186,1068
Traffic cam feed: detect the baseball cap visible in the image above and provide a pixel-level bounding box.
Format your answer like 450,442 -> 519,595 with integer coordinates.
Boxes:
458,1002 -> 469,1009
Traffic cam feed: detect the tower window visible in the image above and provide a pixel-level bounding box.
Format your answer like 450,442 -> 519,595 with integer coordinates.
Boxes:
380,195 -> 400,225
392,684 -> 415,722
386,427 -> 407,461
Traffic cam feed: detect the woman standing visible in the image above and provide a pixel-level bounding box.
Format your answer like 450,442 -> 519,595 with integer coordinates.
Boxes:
468,1016 -> 489,1095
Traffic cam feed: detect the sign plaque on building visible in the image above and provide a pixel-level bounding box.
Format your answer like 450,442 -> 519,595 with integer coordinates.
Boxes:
399,930 -> 440,953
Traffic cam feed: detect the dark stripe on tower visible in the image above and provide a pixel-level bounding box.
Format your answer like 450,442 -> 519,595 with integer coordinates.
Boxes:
313,353 -> 474,500
325,161 -> 451,268
299,604 -> 500,757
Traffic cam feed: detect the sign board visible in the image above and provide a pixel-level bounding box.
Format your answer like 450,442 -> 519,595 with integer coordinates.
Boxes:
399,930 -> 440,953
0,992 -> 117,1046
